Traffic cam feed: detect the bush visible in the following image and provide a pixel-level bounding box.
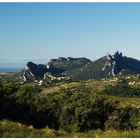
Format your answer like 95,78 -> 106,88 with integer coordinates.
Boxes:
18,84 -> 41,94
3,82 -> 17,95
105,106 -> 140,131
59,95 -> 117,132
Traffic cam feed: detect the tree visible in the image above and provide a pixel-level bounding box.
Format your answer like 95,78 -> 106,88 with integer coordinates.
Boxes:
105,106 -> 140,130
3,82 -> 17,95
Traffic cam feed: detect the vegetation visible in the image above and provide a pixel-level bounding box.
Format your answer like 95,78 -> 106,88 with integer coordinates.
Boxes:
1,119 -> 140,138
0,119 -> 66,138
101,79 -> 140,97
1,76 -> 140,137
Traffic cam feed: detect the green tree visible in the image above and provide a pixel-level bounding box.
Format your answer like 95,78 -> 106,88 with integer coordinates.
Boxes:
105,106 -> 140,131
3,82 -> 17,95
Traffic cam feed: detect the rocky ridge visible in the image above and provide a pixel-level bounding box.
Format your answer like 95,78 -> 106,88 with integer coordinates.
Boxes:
22,52 -> 140,81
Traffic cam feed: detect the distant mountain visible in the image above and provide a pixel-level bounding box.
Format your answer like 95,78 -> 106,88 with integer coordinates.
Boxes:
67,51 -> 140,80
22,57 -> 91,81
21,52 -> 140,81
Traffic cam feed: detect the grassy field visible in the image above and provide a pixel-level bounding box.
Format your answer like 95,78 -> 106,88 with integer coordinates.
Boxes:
95,130 -> 140,138
0,119 -> 66,138
1,119 -> 140,138
41,79 -> 117,94
41,82 -> 81,94
105,95 -> 140,107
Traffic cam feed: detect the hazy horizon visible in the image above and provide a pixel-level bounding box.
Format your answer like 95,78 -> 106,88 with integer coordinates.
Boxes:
1,3 -> 140,67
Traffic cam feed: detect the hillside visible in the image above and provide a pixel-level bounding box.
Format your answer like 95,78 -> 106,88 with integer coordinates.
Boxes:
66,52 -> 140,80
22,57 -> 91,81
1,75 -> 140,137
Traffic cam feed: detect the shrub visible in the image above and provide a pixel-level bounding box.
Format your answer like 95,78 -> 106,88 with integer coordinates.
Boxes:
18,84 -> 41,94
105,106 -> 140,131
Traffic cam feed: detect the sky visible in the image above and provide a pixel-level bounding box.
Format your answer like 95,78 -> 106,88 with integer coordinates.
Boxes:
0,2 -> 140,67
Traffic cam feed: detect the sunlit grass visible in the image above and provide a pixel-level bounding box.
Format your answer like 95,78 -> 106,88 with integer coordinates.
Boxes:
1,119 -> 140,138
0,119 -> 64,138
95,130 -> 140,138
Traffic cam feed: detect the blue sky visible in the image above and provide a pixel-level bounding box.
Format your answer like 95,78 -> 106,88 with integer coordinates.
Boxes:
0,2 -> 140,67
